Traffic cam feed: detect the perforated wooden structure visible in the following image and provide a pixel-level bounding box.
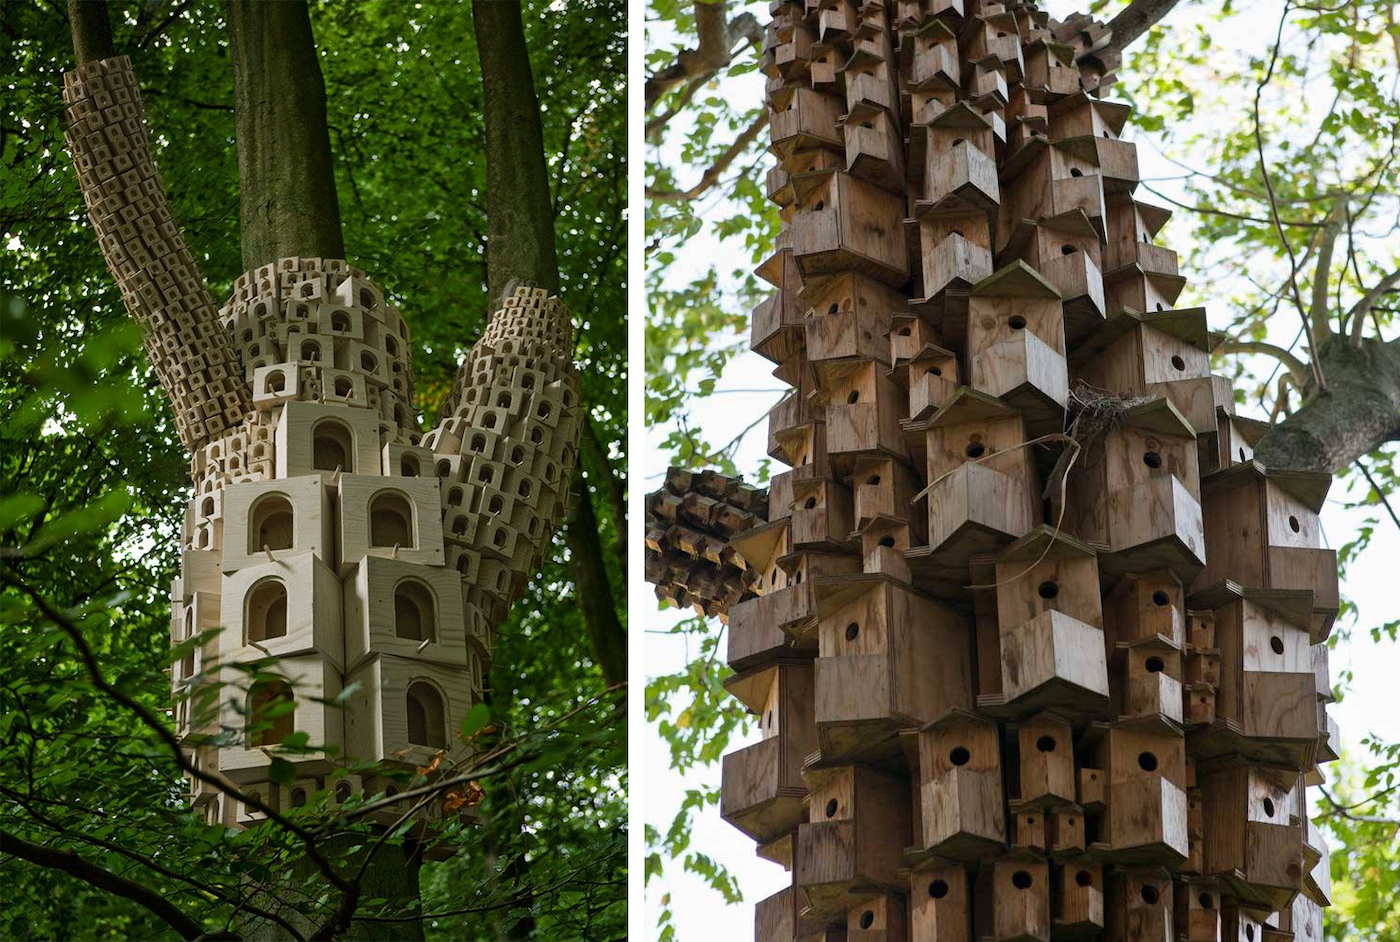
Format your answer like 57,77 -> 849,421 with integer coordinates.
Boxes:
644,2 -> 1339,938
64,56 -> 581,834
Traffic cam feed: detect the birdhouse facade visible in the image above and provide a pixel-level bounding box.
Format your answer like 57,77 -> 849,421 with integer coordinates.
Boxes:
165,265 -> 581,827
639,2 -> 1338,938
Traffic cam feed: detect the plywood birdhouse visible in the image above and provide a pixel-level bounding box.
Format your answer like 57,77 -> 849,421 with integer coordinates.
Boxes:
795,765 -> 911,917
914,710 -> 1005,858
721,661 -> 818,843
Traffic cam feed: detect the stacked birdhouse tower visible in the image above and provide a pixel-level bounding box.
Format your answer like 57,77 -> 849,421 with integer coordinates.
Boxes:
646,2 -> 1339,939
64,57 -> 580,835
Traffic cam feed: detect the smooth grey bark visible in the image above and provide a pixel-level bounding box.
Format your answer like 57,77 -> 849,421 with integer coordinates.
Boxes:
227,0 -> 345,270
68,0 -> 114,64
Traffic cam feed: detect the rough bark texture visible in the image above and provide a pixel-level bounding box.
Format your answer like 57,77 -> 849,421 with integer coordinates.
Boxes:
227,0 -> 344,269
1103,0 -> 1181,53
1255,336 -> 1400,473
473,0 -> 559,301
68,0 -> 114,64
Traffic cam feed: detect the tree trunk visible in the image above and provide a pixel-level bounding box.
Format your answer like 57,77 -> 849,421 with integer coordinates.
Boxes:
472,0 -> 559,301
227,0 -> 345,270
68,0 -> 114,64
565,473 -> 627,689
1255,335 -> 1400,473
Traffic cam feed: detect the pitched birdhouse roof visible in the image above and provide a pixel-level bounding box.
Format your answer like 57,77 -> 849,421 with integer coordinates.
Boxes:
1199,459 -> 1332,513
972,259 -> 1063,299
997,523 -> 1099,564
1186,581 -> 1316,633
1117,396 -> 1197,441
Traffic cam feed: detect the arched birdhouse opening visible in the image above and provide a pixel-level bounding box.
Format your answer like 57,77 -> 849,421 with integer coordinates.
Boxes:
406,682 -> 447,749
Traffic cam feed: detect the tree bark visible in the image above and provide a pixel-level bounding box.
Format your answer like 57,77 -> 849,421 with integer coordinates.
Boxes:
68,0 -> 114,64
565,473 -> 627,689
1255,335 -> 1400,473
473,0 -> 559,302
227,0 -> 345,270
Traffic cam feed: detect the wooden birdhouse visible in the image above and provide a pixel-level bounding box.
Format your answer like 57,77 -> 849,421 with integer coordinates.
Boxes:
906,18 -> 960,92
1093,724 -> 1189,862
1047,94 -> 1138,191
1103,569 -> 1185,648
819,360 -> 911,466
1104,867 -> 1174,942
770,87 -> 844,158
274,400 -> 383,478
802,273 -> 904,365
1189,583 -> 1318,768
913,388 -> 1040,564
796,765 -> 910,917
844,104 -> 905,193
1064,397 -> 1205,582
1072,309 -> 1218,434
1200,765 -> 1306,911
994,527 -> 1111,718
1054,863 -> 1105,934
342,555 -> 467,670
850,457 -> 924,539
1202,408 -> 1271,475
813,575 -> 972,758
1174,879 -> 1223,942
1116,640 -> 1184,725
845,891 -> 908,942
900,343 -> 962,420
1048,806 -> 1086,855
1023,40 -> 1080,98
1001,140 -> 1106,234
721,661 -> 818,843
792,170 -> 909,285
1104,196 -> 1176,276
752,249 -> 806,366
221,553 -> 342,668
1218,900 -> 1267,942
1014,711 -> 1076,805
913,103 -> 999,217
887,313 -> 941,366
1192,462 -> 1339,640
914,710 -> 1005,858
791,478 -> 855,550
909,860 -> 971,942
956,263 -> 1070,432
755,884 -> 843,942
216,655 -> 346,782
1010,804 -> 1046,850
335,475 -> 446,577
1012,219 -> 1106,329
916,213 -> 993,301
983,853 -> 1051,942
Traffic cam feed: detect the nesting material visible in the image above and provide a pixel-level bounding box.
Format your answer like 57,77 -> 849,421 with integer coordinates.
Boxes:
643,2 -> 1338,938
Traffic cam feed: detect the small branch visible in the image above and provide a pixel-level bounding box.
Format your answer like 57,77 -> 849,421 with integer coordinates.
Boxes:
1348,269 -> 1400,344
647,111 -> 768,203
0,828 -> 212,941
1356,457 -> 1400,535
1215,339 -> 1310,387
1309,193 -> 1348,342
1103,0 -> 1183,52
645,1 -> 761,111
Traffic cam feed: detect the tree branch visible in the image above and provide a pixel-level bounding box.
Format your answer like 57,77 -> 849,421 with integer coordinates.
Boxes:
646,111 -> 768,203
1348,268 -> 1400,343
645,1 -> 761,111
0,828 -> 213,941
1216,339 -> 1311,387
1309,193 -> 1348,344
1103,0 -> 1182,53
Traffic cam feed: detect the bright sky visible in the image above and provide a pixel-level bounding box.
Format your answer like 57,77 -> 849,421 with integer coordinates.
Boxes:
644,3 -> 1400,939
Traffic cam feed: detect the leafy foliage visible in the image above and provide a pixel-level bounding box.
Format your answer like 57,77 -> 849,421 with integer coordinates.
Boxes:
2,0 -> 625,938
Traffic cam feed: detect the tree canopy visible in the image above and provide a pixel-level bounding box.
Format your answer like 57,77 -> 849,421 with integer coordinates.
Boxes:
645,1 -> 1399,939
1,1 -> 626,938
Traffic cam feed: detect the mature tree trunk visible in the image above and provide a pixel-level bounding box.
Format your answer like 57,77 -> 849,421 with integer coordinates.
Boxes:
1255,336 -> 1400,473
227,0 -> 344,270
472,0 -> 559,300
68,0 -> 113,64
473,0 -> 625,692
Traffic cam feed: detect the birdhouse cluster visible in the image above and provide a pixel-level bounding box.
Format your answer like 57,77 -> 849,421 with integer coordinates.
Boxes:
645,1 -> 1339,939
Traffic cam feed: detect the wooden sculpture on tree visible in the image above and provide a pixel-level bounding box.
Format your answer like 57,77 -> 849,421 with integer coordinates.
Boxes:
644,1 -> 1339,939
63,44 -> 579,839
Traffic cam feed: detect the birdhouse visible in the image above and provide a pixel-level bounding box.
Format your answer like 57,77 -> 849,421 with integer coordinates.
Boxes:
341,555 -> 466,671
796,765 -> 910,917
1014,712 -> 1076,805
216,654 -> 346,783
343,653 -> 476,769
1010,804 -> 1046,850
844,104 -> 905,193
916,214 -> 993,301
984,853 -> 1051,942
813,575 -> 972,759
1200,765 -> 1306,911
1103,569 -> 1185,648
770,87 -> 844,158
755,884 -> 843,942
1116,640 -> 1184,725
957,263 -> 1070,432
1047,94 -> 1139,191
1023,40 -> 1080,97
792,170 -> 909,285
1093,725 -> 1189,862
802,273 -> 904,364
1011,219 -> 1106,328
791,479 -> 855,550
900,343 -> 962,420
752,244 -> 805,365
1054,863 -> 1105,934
1072,308 -> 1217,432
913,103 -> 999,217
1218,901 -> 1266,942
1202,409 -> 1271,475
851,457 -> 924,539
335,474 -> 446,577
274,400 -> 383,479
913,388 -> 1040,564
1192,462 -> 1338,640
1103,196 -> 1176,275
993,527 -> 1111,718
1190,582 -> 1318,768
906,18 -> 960,92
1063,397 -> 1205,583
1048,806 -> 1086,854
914,710 -> 1005,858
909,860 -> 971,942
965,11 -> 1023,74
1103,867 -> 1174,942
220,553 -> 343,668
820,361 -> 911,466
887,313 -> 941,366
721,661 -> 818,843
1002,140 -> 1106,232
1173,880 -> 1223,942
845,891 -> 908,942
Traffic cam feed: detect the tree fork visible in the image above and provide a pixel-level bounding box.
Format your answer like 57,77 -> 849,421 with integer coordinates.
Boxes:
227,0 -> 345,270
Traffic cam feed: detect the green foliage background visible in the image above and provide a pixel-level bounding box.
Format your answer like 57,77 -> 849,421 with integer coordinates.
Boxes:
2,0 -> 626,938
